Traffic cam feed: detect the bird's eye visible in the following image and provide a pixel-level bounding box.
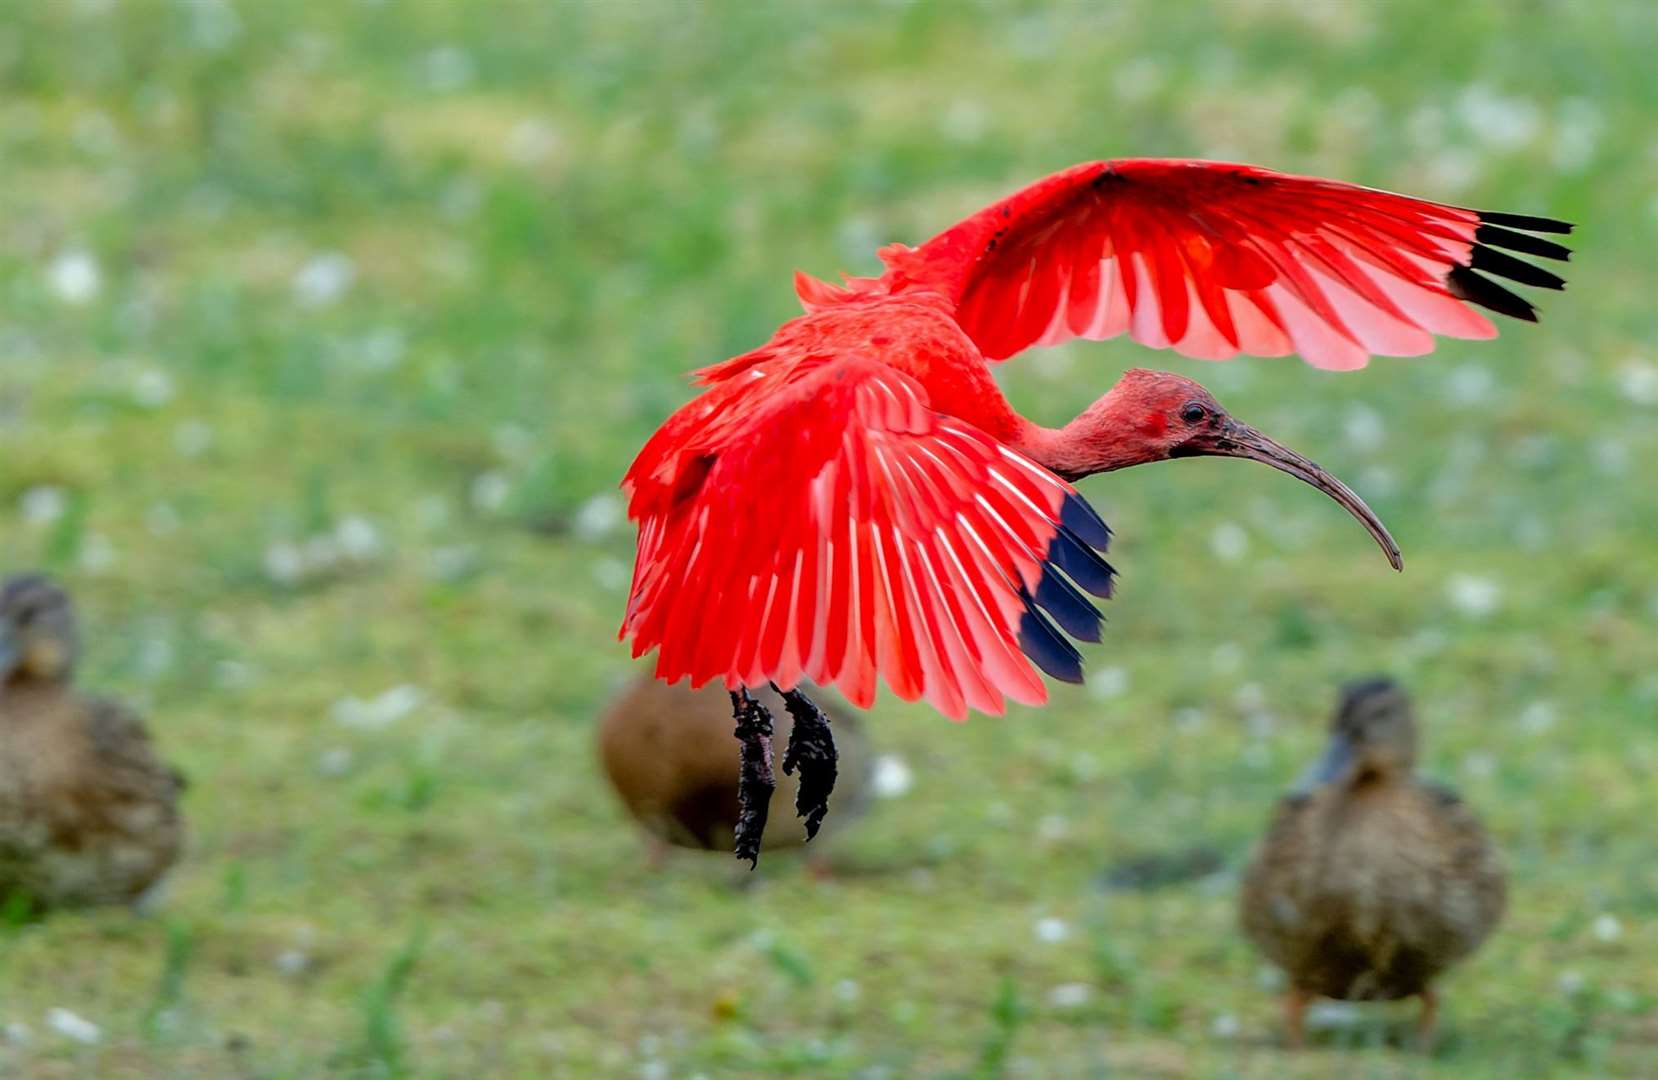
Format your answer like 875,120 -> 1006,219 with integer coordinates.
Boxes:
1180,402 -> 1207,424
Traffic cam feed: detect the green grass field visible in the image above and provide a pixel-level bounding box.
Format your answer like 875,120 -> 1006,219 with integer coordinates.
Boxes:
1,1 -> 1655,1075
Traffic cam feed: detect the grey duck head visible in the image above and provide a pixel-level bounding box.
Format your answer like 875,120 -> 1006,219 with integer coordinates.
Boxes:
0,573 -> 79,687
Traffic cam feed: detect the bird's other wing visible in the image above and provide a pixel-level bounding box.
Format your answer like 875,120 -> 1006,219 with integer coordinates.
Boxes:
877,158 -> 1571,370
619,356 -> 1115,720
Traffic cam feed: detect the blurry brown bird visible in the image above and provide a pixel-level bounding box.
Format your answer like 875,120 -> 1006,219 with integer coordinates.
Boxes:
1240,677 -> 1505,1048
597,675 -> 870,868
0,574 -> 185,909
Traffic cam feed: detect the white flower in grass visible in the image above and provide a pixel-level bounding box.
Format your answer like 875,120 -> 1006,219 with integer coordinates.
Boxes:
506,119 -> 562,166
47,250 -> 100,304
1210,522 -> 1248,562
1033,917 -> 1070,943
1458,86 -> 1542,150
1519,701 -> 1557,735
1210,644 -> 1242,674
264,541 -> 304,586
79,535 -> 117,575
833,979 -> 860,1004
591,556 -> 627,591
1461,751 -> 1496,780
45,1008 -> 100,1045
423,47 -> 474,92
335,516 -> 383,562
1086,665 -> 1128,700
146,503 -> 180,536
1447,364 -> 1495,406
1047,983 -> 1091,1009
357,327 -> 406,373
275,949 -> 310,976
871,754 -> 913,799
939,99 -> 987,143
215,660 -> 252,689
174,420 -> 213,457
1592,914 -> 1623,943
332,685 -> 424,730
1358,464 -> 1397,498
428,546 -> 477,582
1343,404 -> 1385,451
132,368 -> 174,408
1617,362 -> 1658,407
1593,438 -> 1629,475
1211,1013 -> 1240,1038
574,493 -> 624,541
1446,574 -> 1502,618
471,471 -> 511,514
1552,98 -> 1603,173
1558,969 -> 1586,995
1037,814 -> 1069,842
19,486 -> 66,527
1114,57 -> 1165,103
292,252 -> 355,307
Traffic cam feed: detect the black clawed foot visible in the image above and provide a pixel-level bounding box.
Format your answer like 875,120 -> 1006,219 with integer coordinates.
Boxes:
774,684 -> 837,842
729,688 -> 776,869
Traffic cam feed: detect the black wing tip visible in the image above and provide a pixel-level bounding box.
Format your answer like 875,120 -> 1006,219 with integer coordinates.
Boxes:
1032,568 -> 1103,643
1048,528 -> 1117,599
1473,223 -> 1572,262
1061,492 -> 1113,551
1018,609 -> 1085,684
1477,209 -> 1574,234
1468,245 -> 1566,291
1445,264 -> 1539,322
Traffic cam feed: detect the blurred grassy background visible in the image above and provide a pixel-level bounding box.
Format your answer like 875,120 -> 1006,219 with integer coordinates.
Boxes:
1,0 -> 1655,1076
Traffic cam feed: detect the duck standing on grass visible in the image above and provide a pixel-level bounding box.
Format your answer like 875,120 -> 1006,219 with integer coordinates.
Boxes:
0,574 -> 185,910
598,676 -> 870,870
1240,677 -> 1505,1048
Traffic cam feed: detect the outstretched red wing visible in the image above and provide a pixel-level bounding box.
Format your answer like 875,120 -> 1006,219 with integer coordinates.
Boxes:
621,357 -> 1115,720
876,159 -> 1570,369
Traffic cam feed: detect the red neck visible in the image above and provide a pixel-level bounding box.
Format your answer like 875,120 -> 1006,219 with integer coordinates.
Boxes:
1008,392 -> 1160,480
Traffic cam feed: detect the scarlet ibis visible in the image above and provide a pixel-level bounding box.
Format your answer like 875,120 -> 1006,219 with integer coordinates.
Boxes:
620,158 -> 1570,862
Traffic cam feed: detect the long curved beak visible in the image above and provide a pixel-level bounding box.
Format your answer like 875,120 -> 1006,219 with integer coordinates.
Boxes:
1183,419 -> 1402,571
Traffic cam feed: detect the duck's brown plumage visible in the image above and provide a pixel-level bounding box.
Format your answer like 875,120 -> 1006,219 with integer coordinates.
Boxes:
1240,677 -> 1504,1043
0,574 -> 184,909
597,675 -> 870,856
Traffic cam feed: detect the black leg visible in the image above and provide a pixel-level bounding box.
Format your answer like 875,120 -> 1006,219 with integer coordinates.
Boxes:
774,684 -> 838,841
729,688 -> 775,868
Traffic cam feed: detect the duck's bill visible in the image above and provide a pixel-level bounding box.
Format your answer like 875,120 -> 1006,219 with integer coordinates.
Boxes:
0,626 -> 17,682
1190,420 -> 1402,571
1292,731 -> 1357,793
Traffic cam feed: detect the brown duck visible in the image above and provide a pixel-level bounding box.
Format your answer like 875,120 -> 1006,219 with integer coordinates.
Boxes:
1240,677 -> 1505,1047
0,574 -> 185,909
598,675 -> 871,866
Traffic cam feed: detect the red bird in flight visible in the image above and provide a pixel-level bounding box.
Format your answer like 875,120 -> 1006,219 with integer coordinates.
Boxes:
620,159 -> 1570,861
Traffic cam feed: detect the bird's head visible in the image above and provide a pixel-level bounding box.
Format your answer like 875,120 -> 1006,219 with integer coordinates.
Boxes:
1296,676 -> 1418,790
1063,368 -> 1400,570
0,574 -> 79,688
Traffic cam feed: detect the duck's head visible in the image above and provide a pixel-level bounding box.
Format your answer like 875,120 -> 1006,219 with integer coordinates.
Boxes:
1296,676 -> 1417,790
0,574 -> 79,688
